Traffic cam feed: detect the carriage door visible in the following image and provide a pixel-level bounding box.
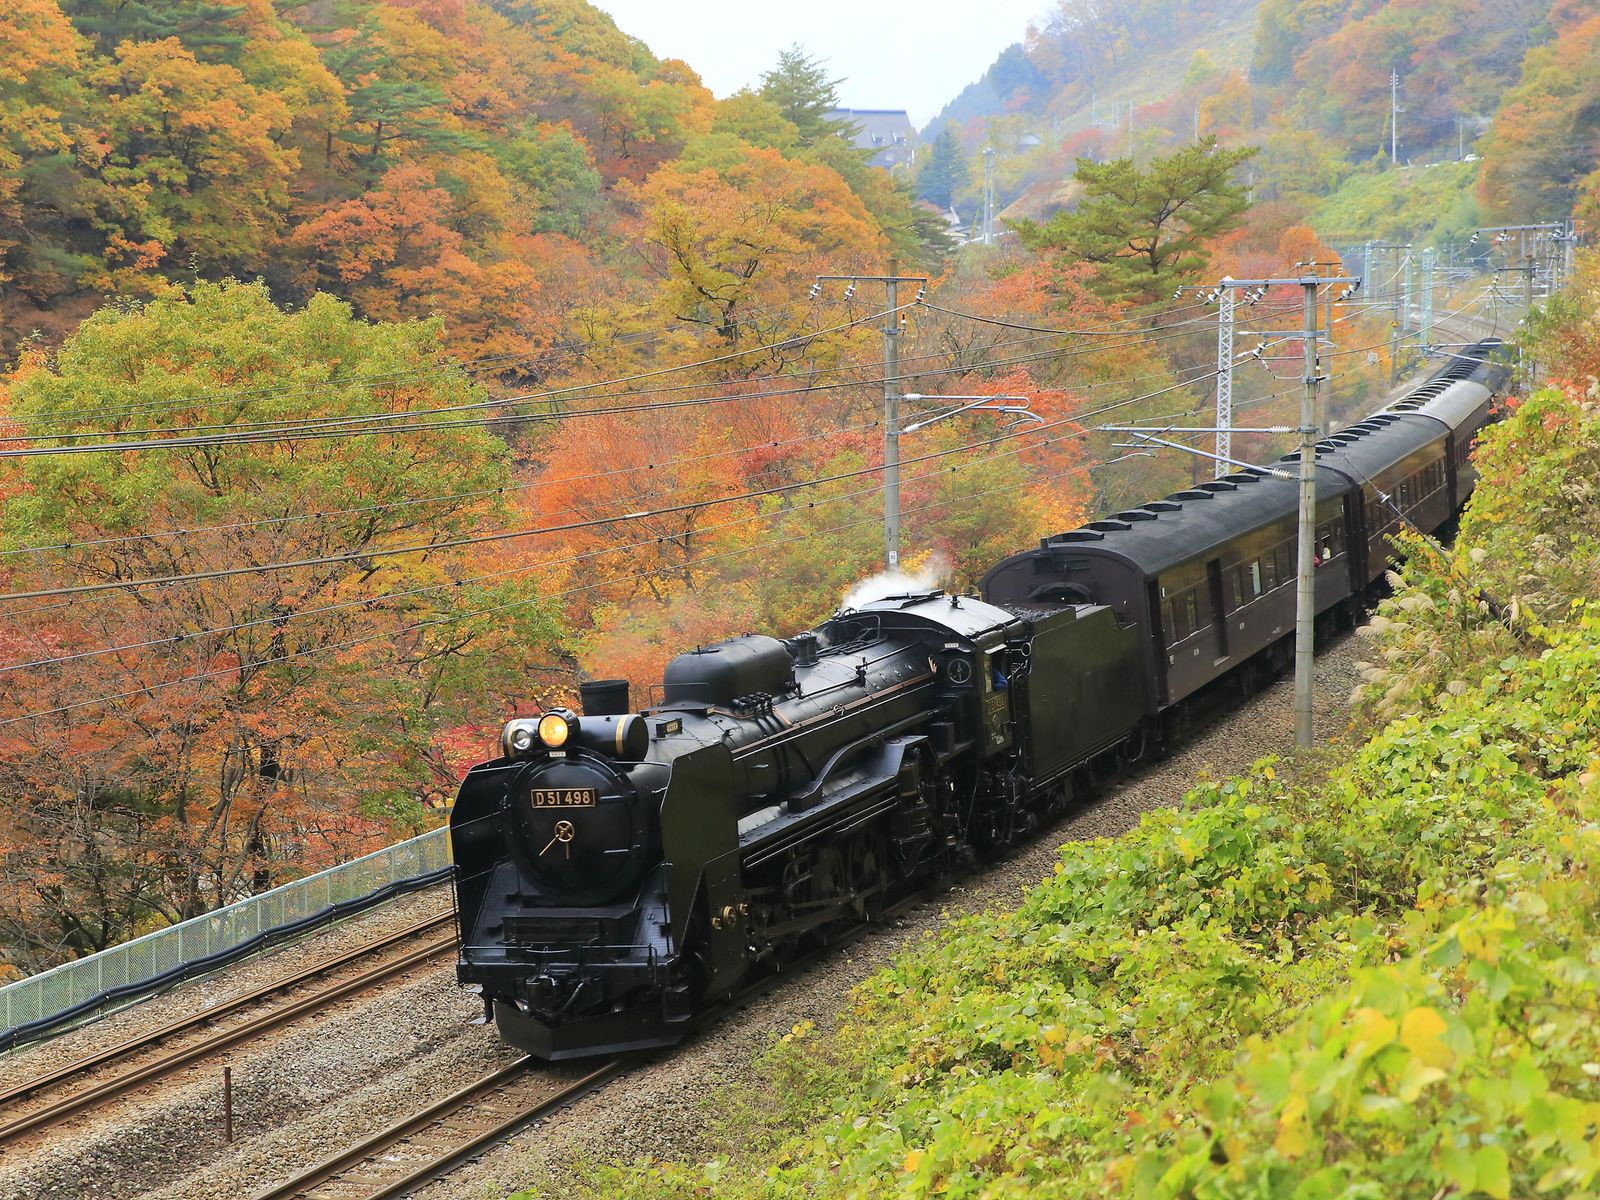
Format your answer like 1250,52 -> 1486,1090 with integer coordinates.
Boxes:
1205,558 -> 1230,660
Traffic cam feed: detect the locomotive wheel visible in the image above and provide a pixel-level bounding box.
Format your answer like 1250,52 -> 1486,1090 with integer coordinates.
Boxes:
847,830 -> 889,921
680,905 -> 715,1007
807,846 -> 848,945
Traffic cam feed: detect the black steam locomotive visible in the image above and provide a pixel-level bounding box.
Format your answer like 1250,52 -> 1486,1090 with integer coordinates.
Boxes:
449,341 -> 1510,1060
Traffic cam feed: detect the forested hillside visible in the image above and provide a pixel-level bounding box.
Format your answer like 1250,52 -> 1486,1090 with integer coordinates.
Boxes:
0,0 -> 1547,980
2,2 -> 1268,971
0,0 -> 943,358
921,0 -> 1600,239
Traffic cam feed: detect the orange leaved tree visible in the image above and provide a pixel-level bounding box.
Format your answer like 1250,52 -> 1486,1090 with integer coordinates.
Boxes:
0,281 -> 563,970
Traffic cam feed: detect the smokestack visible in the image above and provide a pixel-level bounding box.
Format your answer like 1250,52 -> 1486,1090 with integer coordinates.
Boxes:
578,679 -> 630,716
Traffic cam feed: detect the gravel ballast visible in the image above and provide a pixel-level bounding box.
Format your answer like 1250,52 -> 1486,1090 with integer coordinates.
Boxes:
0,883 -> 454,1091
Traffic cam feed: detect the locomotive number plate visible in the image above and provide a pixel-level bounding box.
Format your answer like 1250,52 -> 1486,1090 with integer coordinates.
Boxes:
529,787 -> 598,808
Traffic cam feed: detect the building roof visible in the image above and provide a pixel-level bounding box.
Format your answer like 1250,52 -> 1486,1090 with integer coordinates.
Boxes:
827,108 -> 917,167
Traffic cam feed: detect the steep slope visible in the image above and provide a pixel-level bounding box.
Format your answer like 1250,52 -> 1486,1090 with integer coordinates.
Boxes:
920,0 -> 1597,238
0,0 -> 936,358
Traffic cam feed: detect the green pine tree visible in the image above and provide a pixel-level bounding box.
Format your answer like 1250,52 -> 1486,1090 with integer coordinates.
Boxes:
916,124 -> 970,210
1016,138 -> 1258,305
758,45 -> 850,146
61,0 -> 248,59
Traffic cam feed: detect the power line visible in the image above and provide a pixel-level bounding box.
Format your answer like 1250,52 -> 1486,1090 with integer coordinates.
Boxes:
0,417 -> 1124,678
0,372 -> 1215,606
0,296 -> 1226,454
7,295 -> 826,429
0,455 -> 1122,729
0,321 -> 1221,459
0,304 -> 910,451
0,341 -> 1220,570
0,415 -> 887,561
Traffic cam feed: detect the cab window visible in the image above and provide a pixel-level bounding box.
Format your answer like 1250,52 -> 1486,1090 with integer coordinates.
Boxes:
986,651 -> 1009,692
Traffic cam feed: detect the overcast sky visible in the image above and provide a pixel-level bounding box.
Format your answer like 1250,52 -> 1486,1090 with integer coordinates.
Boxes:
592,1 -> 1055,127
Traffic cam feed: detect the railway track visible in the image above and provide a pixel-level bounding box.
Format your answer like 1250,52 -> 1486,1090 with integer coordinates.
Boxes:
249,1058 -> 624,1200
246,889 -> 932,1200
0,911 -> 456,1148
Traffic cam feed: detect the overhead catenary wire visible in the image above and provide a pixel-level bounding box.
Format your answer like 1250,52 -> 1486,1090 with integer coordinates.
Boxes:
0,454 -> 1129,729
7,294 -> 831,429
0,275 -> 1515,722
10,287 -> 1217,430
16,317 -> 1470,707
0,284 -> 1449,617
0,343 -> 1224,571
0,412 -> 1138,678
0,370 -> 1217,608
0,298 -> 1233,454
0,303 -> 914,449
0,323 -> 1223,458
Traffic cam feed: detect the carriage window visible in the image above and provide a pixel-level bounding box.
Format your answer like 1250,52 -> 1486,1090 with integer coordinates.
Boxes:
1169,589 -> 1200,641
1315,521 -> 1344,559
1263,552 -> 1278,590
1249,560 -> 1263,596
1230,568 -> 1245,608
1275,544 -> 1293,581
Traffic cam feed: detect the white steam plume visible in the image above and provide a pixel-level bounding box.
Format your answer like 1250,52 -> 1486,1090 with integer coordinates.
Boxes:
839,553 -> 953,611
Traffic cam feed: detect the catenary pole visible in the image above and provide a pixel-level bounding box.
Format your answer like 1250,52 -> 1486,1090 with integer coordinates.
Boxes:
1420,247 -> 1435,353
884,260 -> 901,570
982,149 -> 994,245
1389,246 -> 1404,384
1295,278 -> 1320,748
813,267 -> 928,572
1214,286 -> 1234,478
1142,272 -> 1350,748
1390,70 -> 1400,165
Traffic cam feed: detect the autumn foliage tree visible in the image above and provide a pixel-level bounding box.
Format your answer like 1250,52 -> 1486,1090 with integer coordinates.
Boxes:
1478,9 -> 1600,223
0,282 -> 563,969
623,144 -> 885,363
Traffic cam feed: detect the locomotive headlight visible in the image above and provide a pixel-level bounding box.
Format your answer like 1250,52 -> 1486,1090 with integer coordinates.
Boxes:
501,719 -> 540,759
537,712 -> 571,748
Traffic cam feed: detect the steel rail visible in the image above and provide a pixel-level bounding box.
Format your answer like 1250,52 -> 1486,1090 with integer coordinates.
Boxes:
0,917 -> 457,1146
247,884 -> 935,1200
248,1058 -> 624,1200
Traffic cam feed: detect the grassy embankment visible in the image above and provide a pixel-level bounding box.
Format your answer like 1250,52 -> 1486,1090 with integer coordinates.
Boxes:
1312,160 -> 1482,245
527,361 -> 1600,1199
